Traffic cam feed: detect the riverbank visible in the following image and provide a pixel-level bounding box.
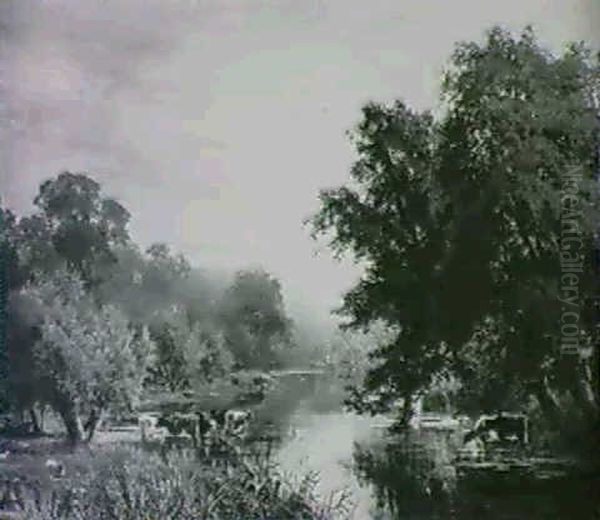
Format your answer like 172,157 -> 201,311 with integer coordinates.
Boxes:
3,370 -> 598,519
0,431 -> 351,519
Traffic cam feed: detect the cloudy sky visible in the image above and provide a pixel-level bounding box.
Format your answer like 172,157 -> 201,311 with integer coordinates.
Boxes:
2,0 -> 598,323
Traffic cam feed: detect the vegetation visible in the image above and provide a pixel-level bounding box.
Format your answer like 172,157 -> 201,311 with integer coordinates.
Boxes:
2,22 -> 599,519
0,171 -> 297,444
17,269 -> 152,445
1,171 -> 346,516
311,26 -> 599,455
147,309 -> 233,393
354,434 -> 458,518
23,446 -> 351,519
219,269 -> 294,369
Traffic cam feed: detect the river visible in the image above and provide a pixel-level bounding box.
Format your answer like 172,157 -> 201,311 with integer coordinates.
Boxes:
248,370 -> 599,519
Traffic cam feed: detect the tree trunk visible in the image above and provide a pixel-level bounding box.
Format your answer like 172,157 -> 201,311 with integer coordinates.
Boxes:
574,358 -> 598,418
84,408 -> 104,443
533,379 -> 564,431
56,400 -> 85,446
28,408 -> 41,434
398,393 -> 415,428
39,405 -> 45,432
64,414 -> 84,446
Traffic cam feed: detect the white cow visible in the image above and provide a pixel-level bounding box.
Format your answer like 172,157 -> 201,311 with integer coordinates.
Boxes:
224,409 -> 252,439
138,413 -> 162,443
45,458 -> 65,479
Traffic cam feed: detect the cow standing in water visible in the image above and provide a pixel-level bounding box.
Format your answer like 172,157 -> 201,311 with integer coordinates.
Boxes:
154,408 -> 253,461
224,409 -> 252,440
139,413 -> 162,444
201,408 -> 253,459
156,412 -> 200,449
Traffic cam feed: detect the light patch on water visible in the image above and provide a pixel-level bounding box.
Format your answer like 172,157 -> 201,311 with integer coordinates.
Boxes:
276,410 -> 390,519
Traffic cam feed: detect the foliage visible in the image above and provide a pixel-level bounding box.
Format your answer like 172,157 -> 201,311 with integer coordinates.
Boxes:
24,446 -> 351,520
94,240 -> 234,392
95,242 -> 196,323
0,208 -> 15,412
148,309 -> 234,392
326,324 -> 390,381
147,317 -> 192,392
30,172 -> 131,286
1,173 -> 138,422
183,327 -> 234,384
21,269 -> 153,444
2,172 -> 289,438
1,207 -> 27,291
311,26 -> 599,433
4,290 -> 46,420
2,171 -> 299,441
220,269 -> 293,369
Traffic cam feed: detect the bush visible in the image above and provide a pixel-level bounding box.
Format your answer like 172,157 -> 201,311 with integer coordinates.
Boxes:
24,445 -> 351,519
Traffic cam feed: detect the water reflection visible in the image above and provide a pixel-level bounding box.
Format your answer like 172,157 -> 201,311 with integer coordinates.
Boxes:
353,430 -> 460,519
253,372 -> 599,519
352,428 -> 599,519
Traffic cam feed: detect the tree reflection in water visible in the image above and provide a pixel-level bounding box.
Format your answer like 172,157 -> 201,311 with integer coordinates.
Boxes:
353,429 -> 600,519
353,430 -> 459,519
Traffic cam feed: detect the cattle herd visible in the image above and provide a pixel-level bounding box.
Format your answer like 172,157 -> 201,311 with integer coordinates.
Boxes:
138,408 -> 253,458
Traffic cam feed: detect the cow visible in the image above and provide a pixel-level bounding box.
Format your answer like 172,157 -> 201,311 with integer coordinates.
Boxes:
464,413 -> 528,446
138,413 -> 160,443
157,413 -> 201,448
156,408 -> 254,460
163,433 -> 194,450
208,409 -> 227,430
224,409 -> 252,439
45,458 -> 65,479
194,409 -> 252,459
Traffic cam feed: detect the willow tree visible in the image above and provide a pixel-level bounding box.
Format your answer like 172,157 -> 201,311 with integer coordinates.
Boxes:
311,27 -> 599,437
21,269 -> 153,445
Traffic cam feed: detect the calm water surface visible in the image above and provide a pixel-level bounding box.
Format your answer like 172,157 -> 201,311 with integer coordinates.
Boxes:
252,371 -> 599,520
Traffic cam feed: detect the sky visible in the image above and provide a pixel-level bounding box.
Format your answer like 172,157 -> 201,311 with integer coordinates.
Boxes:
1,0 -> 599,327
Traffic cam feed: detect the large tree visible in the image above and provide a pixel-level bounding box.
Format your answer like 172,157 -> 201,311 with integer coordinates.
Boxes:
1,206 -> 53,420
146,307 -> 233,392
220,269 -> 293,369
96,242 -> 192,324
31,171 -> 131,287
20,269 -> 153,445
0,208 -> 17,412
311,27 -> 599,438
1,173 -> 133,423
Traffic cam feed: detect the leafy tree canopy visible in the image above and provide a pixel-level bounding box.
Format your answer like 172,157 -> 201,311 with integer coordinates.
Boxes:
220,269 -> 293,369
311,26 -> 599,432
21,269 -> 153,444
31,172 -> 131,285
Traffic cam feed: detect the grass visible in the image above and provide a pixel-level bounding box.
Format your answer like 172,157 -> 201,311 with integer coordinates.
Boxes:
20,444 -> 352,520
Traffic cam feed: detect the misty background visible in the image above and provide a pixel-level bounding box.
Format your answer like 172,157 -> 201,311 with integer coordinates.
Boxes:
2,0 -> 598,337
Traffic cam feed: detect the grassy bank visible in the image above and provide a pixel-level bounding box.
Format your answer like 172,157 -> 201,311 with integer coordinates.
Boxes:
1,436 -> 352,519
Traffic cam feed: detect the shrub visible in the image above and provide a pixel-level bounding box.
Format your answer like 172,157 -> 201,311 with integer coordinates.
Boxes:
24,445 -> 351,519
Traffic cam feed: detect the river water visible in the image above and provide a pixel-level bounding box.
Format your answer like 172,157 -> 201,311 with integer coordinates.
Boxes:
249,371 -> 599,519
